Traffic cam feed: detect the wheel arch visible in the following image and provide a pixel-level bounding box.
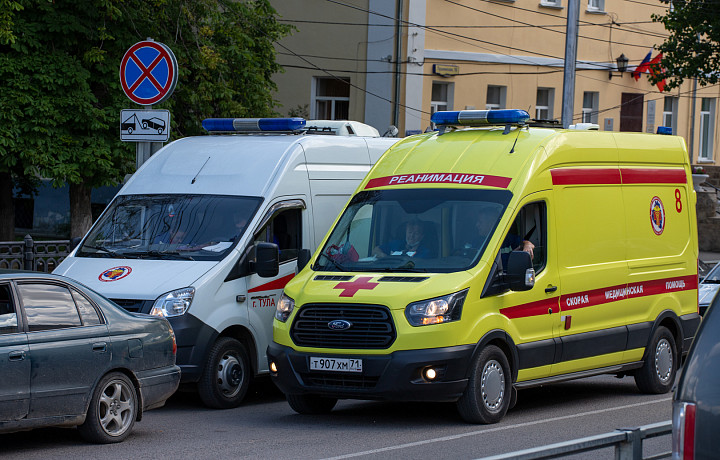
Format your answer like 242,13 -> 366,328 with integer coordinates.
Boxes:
84,368 -> 144,422
467,329 -> 519,382
645,310 -> 683,359
219,325 -> 258,376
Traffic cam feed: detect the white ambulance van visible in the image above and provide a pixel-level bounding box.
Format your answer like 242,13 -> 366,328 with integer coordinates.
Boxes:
54,117 -> 398,409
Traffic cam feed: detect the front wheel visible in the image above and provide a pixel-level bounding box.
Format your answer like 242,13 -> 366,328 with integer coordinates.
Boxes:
286,394 -> 337,414
198,337 -> 251,409
456,345 -> 512,424
634,326 -> 677,394
78,372 -> 138,443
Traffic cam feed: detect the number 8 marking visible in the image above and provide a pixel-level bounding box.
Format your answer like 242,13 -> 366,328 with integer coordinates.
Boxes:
675,189 -> 682,213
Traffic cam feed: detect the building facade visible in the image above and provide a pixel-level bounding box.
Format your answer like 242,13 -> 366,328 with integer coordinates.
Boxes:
271,0 -> 719,166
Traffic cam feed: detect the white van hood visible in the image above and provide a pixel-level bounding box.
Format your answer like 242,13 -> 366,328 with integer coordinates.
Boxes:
54,258 -> 216,300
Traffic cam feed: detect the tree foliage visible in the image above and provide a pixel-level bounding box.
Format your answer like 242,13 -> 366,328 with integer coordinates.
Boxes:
652,1 -> 720,90
0,0 -> 292,239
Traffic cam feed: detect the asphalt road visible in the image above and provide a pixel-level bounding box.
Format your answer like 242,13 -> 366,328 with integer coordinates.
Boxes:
0,373 -> 673,460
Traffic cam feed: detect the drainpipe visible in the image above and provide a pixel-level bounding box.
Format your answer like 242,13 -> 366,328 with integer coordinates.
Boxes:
689,77 -> 697,164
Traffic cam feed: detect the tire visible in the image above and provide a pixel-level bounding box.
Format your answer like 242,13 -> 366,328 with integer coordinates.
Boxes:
286,394 -> 338,414
198,337 -> 251,409
456,345 -> 512,424
77,372 -> 138,443
634,326 -> 677,394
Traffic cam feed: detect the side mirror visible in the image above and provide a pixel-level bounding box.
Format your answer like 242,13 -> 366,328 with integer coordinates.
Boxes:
297,249 -> 312,273
69,237 -> 82,251
506,251 -> 535,292
253,242 -> 279,278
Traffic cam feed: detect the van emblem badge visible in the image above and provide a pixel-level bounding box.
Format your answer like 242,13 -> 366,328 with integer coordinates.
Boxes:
650,196 -> 665,235
99,266 -> 132,282
328,320 -> 352,330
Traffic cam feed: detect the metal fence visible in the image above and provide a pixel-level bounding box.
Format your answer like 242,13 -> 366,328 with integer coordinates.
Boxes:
480,421 -> 672,460
0,235 -> 71,272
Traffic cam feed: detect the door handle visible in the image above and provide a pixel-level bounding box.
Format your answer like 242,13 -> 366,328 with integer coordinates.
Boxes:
545,285 -> 558,293
8,350 -> 25,361
92,342 -> 107,352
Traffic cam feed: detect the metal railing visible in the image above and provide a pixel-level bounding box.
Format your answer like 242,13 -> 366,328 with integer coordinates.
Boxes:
0,235 -> 71,272
479,421 -> 672,460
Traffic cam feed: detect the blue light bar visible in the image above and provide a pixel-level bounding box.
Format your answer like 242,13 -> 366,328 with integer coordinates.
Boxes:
431,110 -> 531,127
657,126 -> 673,135
202,117 -> 306,133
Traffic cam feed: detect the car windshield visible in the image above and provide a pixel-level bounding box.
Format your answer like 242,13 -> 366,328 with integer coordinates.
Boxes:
77,194 -> 262,261
313,188 -> 512,273
702,263 -> 720,284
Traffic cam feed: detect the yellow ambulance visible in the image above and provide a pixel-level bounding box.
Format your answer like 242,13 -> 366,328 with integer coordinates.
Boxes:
267,109 -> 701,424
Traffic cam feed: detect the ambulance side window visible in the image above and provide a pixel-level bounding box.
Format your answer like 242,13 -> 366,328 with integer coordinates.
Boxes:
501,201 -> 547,274
254,208 -> 301,263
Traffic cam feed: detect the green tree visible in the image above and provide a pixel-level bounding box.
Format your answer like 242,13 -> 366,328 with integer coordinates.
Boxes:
652,1 -> 720,90
0,0 -> 292,240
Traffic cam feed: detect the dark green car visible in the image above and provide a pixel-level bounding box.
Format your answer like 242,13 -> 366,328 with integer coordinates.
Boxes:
0,270 -> 180,443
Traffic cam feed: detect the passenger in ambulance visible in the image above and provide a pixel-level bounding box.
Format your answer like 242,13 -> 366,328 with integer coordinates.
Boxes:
373,219 -> 433,258
461,208 -> 534,264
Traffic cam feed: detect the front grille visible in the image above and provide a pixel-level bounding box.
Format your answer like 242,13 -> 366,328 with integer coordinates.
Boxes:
291,304 -> 396,349
302,372 -> 379,389
110,299 -> 148,313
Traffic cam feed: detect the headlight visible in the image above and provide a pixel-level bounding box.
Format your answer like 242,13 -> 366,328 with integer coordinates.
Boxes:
275,293 -> 295,322
405,289 -> 468,326
150,287 -> 195,317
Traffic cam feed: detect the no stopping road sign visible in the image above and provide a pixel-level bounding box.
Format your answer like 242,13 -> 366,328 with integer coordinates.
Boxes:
120,40 -> 178,105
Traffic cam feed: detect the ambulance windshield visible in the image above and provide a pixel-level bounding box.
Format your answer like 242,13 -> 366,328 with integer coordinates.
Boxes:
314,188 -> 512,273
77,194 -> 262,262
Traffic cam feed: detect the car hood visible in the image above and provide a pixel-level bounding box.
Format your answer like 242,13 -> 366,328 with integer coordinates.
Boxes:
698,282 -> 719,306
54,257 -> 216,300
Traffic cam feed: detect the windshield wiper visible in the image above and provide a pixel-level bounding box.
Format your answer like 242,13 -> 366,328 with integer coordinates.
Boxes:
318,252 -> 347,272
82,245 -> 130,259
383,260 -> 427,272
124,250 -> 195,261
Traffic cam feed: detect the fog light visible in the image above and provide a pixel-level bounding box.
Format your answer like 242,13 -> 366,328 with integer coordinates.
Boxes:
424,368 -> 437,381
270,361 -> 278,373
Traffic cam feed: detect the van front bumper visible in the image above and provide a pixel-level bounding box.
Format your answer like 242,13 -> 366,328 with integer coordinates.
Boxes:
267,342 -> 474,402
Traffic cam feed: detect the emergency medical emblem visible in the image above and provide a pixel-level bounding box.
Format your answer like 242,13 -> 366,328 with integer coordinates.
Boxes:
650,196 -> 665,235
99,266 -> 132,282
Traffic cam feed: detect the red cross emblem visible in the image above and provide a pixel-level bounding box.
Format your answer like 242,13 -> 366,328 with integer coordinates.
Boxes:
333,277 -> 379,297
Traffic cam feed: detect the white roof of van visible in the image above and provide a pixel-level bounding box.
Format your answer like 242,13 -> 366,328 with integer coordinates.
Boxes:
306,120 -> 380,137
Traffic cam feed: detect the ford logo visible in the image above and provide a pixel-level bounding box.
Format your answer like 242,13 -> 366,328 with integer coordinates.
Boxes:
328,320 -> 352,330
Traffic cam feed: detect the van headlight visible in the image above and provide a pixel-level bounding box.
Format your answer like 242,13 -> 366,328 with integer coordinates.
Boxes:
405,289 -> 468,326
150,287 -> 195,317
275,293 -> 295,322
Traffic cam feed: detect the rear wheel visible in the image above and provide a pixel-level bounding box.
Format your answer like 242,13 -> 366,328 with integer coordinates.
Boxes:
286,394 -> 338,414
78,372 -> 138,443
456,345 -> 512,424
198,337 -> 250,409
634,326 -> 677,394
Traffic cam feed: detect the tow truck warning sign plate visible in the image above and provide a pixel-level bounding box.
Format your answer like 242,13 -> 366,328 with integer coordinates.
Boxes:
120,109 -> 170,142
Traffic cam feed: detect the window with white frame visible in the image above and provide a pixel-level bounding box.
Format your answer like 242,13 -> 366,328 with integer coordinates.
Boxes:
662,96 -> 678,134
536,88 -> 555,120
588,0 -> 604,11
430,82 -> 453,129
699,98 -> 715,161
540,0 -> 561,7
582,91 -> 599,124
312,77 -> 350,120
486,85 -> 507,110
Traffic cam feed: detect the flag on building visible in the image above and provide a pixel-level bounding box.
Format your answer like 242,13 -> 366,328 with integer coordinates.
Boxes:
648,53 -> 667,92
633,51 -> 652,80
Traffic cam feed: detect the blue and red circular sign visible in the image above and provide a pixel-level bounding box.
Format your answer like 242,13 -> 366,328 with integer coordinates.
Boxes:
99,266 -> 132,282
120,40 -> 178,105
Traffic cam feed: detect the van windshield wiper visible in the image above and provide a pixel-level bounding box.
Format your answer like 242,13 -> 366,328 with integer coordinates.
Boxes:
318,252 -> 347,272
383,260 -> 427,272
82,245 -> 130,259
124,250 -> 195,261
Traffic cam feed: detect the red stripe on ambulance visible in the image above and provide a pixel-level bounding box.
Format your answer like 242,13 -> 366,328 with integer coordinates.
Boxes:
364,173 -> 512,190
551,168 -> 687,186
248,273 -> 295,293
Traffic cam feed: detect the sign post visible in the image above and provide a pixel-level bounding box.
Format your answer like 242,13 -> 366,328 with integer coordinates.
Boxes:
119,39 -> 178,168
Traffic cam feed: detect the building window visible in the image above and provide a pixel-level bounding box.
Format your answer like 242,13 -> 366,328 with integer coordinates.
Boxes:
536,88 -> 555,120
587,0 -> 604,11
312,77 -> 350,120
486,85 -> 507,110
662,96 -> 678,134
540,0 -> 561,7
699,98 -> 715,161
582,91 -> 599,124
430,82 -> 453,129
